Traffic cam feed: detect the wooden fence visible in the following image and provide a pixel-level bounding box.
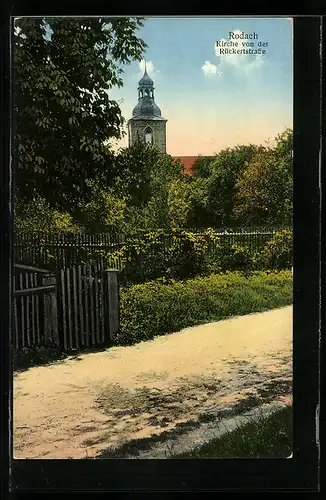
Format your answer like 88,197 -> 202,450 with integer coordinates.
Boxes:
13,263 -> 120,352
14,227 -> 289,273
56,264 -> 119,351
13,264 -> 59,349
14,231 -> 123,272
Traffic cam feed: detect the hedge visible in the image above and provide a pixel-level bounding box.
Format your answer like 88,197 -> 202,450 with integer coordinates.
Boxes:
116,270 -> 293,345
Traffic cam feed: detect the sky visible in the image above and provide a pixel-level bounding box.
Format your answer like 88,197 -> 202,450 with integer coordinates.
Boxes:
109,17 -> 293,156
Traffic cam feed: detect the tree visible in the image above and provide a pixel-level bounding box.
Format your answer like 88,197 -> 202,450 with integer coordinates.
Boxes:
191,155 -> 215,179
167,179 -> 192,228
73,143 -> 184,232
14,196 -> 80,233
206,144 -> 264,227
233,129 -> 293,226
13,17 -> 147,215
184,177 -> 212,229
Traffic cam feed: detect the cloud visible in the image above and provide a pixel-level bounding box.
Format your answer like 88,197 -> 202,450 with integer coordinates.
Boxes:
139,59 -> 155,74
215,29 -> 265,76
202,60 -> 222,76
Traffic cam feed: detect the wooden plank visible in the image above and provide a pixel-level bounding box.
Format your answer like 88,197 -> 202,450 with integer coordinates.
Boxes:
77,265 -> 85,346
14,263 -> 50,274
83,265 -> 90,348
89,265 -> 95,345
19,274 -> 25,348
60,269 -> 67,351
34,273 -> 40,344
30,273 -> 36,344
72,265 -> 79,349
14,297 -> 18,349
94,264 -> 100,344
24,273 -> 31,346
66,268 -> 73,349
100,269 -> 105,343
105,270 -> 119,341
14,284 -> 56,297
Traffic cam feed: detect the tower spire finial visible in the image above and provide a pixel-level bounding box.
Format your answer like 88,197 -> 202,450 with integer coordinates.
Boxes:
144,58 -> 147,74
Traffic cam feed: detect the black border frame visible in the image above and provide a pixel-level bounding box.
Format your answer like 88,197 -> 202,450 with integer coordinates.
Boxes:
1,7 -> 321,495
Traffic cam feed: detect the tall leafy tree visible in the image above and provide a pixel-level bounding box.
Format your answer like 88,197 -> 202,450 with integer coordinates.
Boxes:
13,17 -> 147,215
233,129 -> 293,226
206,144 -> 264,227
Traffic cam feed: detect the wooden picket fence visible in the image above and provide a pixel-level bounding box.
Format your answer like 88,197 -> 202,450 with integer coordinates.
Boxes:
13,263 -> 119,352
57,264 -> 119,351
13,264 -> 59,349
14,230 -> 123,272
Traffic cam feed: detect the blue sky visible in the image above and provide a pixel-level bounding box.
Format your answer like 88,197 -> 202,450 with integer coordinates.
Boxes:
109,17 -> 293,155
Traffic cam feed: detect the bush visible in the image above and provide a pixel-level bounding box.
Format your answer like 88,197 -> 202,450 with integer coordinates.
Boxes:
116,228 -> 221,283
219,243 -> 255,272
256,229 -> 292,270
111,228 -> 292,284
117,270 -> 293,345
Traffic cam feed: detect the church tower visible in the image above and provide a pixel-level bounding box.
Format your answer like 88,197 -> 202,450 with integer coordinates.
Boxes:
128,64 -> 167,153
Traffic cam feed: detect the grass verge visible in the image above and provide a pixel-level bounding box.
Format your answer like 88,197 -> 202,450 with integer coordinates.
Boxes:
173,405 -> 292,459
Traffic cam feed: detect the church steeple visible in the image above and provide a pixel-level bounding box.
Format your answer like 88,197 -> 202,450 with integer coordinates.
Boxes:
137,66 -> 155,102
128,62 -> 167,153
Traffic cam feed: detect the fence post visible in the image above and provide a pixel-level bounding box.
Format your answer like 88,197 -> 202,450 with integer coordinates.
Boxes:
104,269 -> 120,341
41,273 -> 59,346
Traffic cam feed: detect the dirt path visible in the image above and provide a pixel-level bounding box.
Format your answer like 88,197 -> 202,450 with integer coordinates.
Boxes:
13,306 -> 292,459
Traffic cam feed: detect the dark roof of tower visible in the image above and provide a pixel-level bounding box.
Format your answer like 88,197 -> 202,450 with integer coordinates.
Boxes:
132,98 -> 162,118
130,67 -> 167,122
138,69 -> 154,87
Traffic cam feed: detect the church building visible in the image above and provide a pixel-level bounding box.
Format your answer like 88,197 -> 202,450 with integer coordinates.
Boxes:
128,65 -> 167,153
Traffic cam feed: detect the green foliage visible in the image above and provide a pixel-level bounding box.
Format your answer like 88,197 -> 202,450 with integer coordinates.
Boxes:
221,244 -> 255,272
117,270 -> 293,345
206,144 -> 265,227
106,227 -> 292,283
192,155 -> 215,178
15,196 -> 80,233
76,180 -> 130,233
185,177 -> 212,229
73,143 -> 184,233
167,179 -> 192,228
256,229 -> 292,270
113,228 -> 220,282
234,129 -> 293,227
14,17 -> 147,213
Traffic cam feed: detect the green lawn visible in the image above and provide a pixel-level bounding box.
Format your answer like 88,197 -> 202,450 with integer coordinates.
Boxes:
173,406 -> 292,459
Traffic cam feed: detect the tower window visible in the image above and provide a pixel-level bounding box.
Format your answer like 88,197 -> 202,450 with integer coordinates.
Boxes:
144,127 -> 153,145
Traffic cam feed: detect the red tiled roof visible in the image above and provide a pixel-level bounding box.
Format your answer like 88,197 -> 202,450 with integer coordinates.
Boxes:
173,156 -> 198,175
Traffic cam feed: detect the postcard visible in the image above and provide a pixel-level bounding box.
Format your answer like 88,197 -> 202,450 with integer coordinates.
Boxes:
11,15 -> 295,463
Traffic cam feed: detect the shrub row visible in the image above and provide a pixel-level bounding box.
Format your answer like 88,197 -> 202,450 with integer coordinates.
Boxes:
116,270 -> 293,345
105,228 -> 292,283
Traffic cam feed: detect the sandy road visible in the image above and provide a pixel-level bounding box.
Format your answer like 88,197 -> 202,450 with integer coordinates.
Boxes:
13,306 -> 292,459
